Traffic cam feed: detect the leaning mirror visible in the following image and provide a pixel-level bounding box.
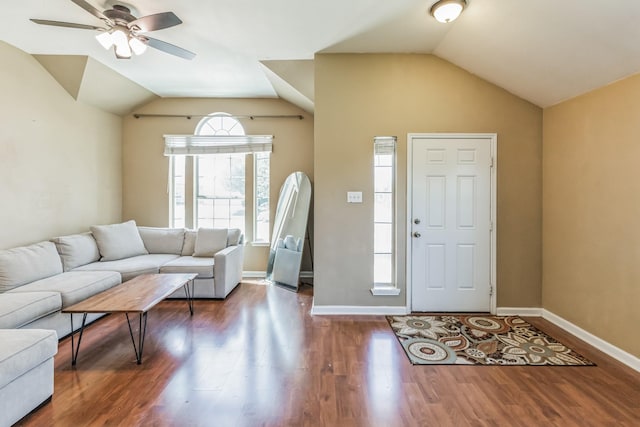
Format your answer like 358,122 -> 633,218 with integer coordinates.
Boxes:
265,171 -> 312,291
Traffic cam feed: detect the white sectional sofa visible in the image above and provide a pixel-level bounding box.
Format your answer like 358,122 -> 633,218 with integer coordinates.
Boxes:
0,220 -> 244,426
0,329 -> 58,427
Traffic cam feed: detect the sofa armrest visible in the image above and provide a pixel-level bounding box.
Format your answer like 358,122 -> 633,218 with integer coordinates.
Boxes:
213,245 -> 244,297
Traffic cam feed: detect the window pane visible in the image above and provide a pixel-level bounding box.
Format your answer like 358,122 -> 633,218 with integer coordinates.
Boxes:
374,193 -> 393,223
171,156 -> 186,228
374,166 -> 393,193
374,254 -> 392,284
212,199 -> 230,220
375,153 -> 393,167
197,199 -> 213,227
374,223 -> 392,253
254,152 -> 270,242
195,152 -> 245,233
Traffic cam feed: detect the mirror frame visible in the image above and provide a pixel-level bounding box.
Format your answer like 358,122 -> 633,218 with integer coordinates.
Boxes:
265,171 -> 312,291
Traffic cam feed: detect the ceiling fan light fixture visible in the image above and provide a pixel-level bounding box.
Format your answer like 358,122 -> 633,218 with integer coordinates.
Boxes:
430,0 -> 467,23
31,2 -> 195,60
129,37 -> 147,56
112,28 -> 132,58
95,31 -> 114,49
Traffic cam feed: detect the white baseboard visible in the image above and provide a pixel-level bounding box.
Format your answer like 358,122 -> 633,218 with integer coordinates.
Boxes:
496,307 -> 543,316
243,271 -> 313,279
542,309 -> 640,373
242,271 -> 266,278
311,303 -> 409,316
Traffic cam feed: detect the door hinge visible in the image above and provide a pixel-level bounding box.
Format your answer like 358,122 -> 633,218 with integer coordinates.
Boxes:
489,286 -> 493,297
490,157 -> 495,168
490,221 -> 494,232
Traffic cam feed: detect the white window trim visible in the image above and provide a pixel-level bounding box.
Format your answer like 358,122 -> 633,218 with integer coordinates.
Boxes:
252,152 -> 270,245
165,113 -> 273,235
371,136 -> 400,296
371,285 -> 401,296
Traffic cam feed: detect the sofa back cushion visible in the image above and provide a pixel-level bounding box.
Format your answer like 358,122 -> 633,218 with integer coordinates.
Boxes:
138,227 -> 185,255
227,228 -> 242,246
181,228 -> 242,256
0,242 -> 63,292
181,230 -> 197,256
193,228 -> 229,257
51,232 -> 100,271
90,220 -> 148,261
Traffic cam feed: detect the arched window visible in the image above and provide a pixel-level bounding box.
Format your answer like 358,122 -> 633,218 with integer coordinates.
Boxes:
195,113 -> 245,136
169,113 -> 270,243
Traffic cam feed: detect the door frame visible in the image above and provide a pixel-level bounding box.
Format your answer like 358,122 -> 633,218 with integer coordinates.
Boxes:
406,133 -> 497,314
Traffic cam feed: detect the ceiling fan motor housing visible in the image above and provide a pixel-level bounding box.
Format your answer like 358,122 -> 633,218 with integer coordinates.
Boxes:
104,5 -> 137,26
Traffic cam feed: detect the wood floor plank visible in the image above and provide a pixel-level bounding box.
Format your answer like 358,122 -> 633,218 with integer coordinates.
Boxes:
16,283 -> 640,426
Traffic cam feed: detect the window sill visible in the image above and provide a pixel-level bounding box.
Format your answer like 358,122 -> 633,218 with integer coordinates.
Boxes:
250,241 -> 270,247
370,286 -> 401,296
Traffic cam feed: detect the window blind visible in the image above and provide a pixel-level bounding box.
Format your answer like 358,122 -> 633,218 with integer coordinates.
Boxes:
374,136 -> 396,155
164,135 -> 273,156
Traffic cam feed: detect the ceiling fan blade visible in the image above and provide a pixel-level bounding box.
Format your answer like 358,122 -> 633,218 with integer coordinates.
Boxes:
70,0 -> 110,22
30,18 -> 104,30
129,12 -> 182,32
145,37 -> 196,60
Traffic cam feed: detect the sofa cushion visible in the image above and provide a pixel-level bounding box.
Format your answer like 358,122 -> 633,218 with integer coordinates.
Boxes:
0,292 -> 61,329
181,230 -> 197,256
90,220 -> 148,261
74,254 -> 179,282
193,228 -> 228,257
51,232 -> 101,271
160,256 -> 215,279
0,329 -> 58,390
7,271 -> 121,308
138,227 -> 185,255
227,228 -> 242,246
0,242 -> 63,292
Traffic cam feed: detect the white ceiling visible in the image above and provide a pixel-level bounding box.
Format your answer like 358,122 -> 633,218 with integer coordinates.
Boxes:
3,0 -> 640,108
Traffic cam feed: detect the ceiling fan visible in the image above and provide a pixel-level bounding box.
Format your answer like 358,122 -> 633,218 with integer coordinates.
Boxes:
30,0 -> 195,60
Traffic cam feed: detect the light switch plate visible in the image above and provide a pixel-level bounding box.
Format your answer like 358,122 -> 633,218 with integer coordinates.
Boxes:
347,191 -> 363,203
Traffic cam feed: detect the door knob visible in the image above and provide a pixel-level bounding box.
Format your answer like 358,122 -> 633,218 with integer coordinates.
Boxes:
413,232 -> 421,238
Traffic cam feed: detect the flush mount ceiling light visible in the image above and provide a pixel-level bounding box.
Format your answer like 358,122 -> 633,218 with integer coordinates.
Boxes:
430,0 -> 467,23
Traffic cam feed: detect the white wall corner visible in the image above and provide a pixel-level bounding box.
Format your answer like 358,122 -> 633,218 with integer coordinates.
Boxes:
542,309 -> 640,373
496,307 -> 543,316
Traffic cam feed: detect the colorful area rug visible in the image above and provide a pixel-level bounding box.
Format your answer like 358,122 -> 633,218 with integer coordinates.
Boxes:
387,315 -> 595,366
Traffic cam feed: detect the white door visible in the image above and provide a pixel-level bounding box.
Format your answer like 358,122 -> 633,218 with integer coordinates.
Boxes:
410,136 -> 493,312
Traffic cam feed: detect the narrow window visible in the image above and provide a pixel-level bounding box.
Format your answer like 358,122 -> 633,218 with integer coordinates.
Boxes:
170,155 -> 186,228
254,152 -> 270,243
372,136 -> 399,295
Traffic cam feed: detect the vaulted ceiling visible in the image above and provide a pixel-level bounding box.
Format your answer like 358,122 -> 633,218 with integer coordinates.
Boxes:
3,0 -> 640,113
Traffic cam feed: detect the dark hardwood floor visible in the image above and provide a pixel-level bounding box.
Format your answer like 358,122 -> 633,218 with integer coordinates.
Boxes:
18,282 -> 640,426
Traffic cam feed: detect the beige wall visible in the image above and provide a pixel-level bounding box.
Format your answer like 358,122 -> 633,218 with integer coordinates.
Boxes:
314,54 -> 542,307
0,42 -> 122,249
122,98 -> 314,271
543,74 -> 640,357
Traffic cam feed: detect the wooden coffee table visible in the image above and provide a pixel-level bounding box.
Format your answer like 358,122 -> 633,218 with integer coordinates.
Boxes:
63,273 -> 198,365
